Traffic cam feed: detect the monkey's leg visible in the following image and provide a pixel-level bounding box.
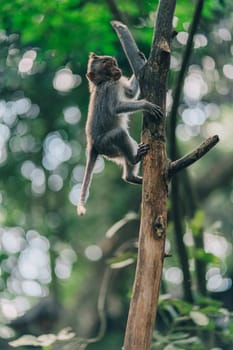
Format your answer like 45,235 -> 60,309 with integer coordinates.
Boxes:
119,139 -> 150,166
95,128 -> 125,158
95,128 -> 140,160
108,131 -> 149,184
101,129 -> 150,165
122,143 -> 150,185
95,128 -> 149,184
123,161 -> 142,184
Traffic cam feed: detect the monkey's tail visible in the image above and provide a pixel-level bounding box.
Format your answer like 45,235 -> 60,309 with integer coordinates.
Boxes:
77,148 -> 98,216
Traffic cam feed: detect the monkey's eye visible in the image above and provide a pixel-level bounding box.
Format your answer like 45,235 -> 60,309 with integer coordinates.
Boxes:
102,60 -> 114,69
102,59 -> 110,64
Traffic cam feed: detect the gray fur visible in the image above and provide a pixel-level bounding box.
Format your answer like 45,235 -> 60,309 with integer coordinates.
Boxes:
77,53 -> 162,215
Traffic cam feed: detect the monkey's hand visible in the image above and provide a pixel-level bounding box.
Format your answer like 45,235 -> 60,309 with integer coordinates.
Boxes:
146,101 -> 164,120
77,204 -> 86,216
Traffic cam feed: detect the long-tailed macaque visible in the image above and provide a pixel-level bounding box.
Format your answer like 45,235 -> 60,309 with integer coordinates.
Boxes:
77,53 -> 163,215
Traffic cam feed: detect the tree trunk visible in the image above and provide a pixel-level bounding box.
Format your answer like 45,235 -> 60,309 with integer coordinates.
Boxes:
111,1 -> 219,349
122,1 -> 176,349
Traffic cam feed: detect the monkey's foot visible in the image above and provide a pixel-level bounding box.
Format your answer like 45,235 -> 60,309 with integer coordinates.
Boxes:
125,175 -> 142,185
134,143 -> 150,163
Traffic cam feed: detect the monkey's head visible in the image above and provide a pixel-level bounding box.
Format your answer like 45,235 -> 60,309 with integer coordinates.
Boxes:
86,53 -> 122,85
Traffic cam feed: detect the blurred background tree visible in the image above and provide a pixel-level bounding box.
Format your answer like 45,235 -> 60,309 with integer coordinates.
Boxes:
0,0 -> 232,349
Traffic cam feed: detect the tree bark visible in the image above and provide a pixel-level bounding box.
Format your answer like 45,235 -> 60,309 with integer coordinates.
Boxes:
169,135 -> 219,176
111,0 -> 219,349
121,1 -> 176,349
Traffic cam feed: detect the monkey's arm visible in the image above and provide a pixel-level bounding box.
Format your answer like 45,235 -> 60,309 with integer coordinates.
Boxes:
115,100 -> 163,119
124,75 -> 139,98
111,21 -> 146,77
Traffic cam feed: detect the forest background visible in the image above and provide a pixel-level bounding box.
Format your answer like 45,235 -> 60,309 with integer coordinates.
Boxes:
0,0 -> 233,349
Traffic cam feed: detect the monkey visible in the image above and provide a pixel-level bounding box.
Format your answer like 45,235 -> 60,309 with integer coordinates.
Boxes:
77,53 -> 163,216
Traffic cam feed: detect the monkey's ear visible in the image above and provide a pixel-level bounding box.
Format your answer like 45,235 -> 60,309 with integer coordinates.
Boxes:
89,52 -> 98,59
86,71 -> 95,82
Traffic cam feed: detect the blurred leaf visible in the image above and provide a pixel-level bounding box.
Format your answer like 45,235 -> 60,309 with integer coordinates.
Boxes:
196,296 -> 222,309
190,210 -> 205,236
169,299 -> 193,315
162,306 -> 180,323
174,0 -> 194,30
194,249 -> 219,263
0,253 -> 8,262
174,336 -> 201,344
199,305 -> 222,315
169,332 -> 190,340
164,345 -> 179,350
9,327 -> 75,347
10,334 -> 56,347
189,311 -> 209,326
108,252 -> 137,269
105,212 -> 138,238
56,327 -> 75,340
229,321 -> 233,335
202,0 -> 226,19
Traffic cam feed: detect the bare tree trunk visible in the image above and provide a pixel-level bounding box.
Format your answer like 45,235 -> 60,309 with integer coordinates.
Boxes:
114,1 -> 176,349
112,0 -> 219,349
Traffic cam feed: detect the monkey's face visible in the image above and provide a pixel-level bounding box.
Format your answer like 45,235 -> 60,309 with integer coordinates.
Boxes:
87,54 -> 122,84
104,59 -> 122,81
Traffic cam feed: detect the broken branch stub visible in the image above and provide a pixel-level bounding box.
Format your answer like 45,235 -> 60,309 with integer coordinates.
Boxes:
169,135 -> 219,177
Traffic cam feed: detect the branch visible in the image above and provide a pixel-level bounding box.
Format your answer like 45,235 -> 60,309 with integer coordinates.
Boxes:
167,0 -> 207,300
111,20 -> 146,77
169,0 -> 205,160
150,0 -> 176,59
170,178 -> 193,301
105,0 -> 128,24
169,135 -> 219,177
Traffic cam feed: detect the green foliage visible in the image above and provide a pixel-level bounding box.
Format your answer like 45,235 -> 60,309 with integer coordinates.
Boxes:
9,327 -> 75,348
190,210 -> 205,236
174,0 -> 195,30
202,0 -> 226,19
194,249 -> 219,264
153,296 -> 233,350
107,251 -> 137,269
0,0 -> 232,349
